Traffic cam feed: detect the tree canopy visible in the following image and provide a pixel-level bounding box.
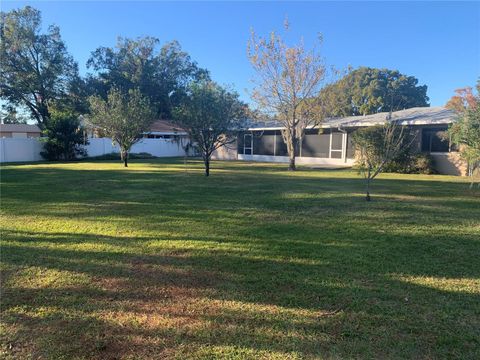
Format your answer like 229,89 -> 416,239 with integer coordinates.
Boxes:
172,81 -> 246,176
318,67 -> 429,117
0,6 -> 80,126
87,37 -> 209,119
247,22 -> 327,170
352,122 -> 411,201
447,81 -> 480,187
88,88 -> 156,167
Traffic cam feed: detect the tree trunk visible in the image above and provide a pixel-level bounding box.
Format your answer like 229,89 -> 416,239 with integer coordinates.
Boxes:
121,150 -> 128,167
365,170 -> 371,201
288,155 -> 296,171
204,157 -> 210,177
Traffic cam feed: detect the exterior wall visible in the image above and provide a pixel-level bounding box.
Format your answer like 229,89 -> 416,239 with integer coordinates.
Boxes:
212,140 -> 238,160
238,154 -> 354,166
430,153 -> 467,176
232,126 -> 469,175
0,131 -> 40,138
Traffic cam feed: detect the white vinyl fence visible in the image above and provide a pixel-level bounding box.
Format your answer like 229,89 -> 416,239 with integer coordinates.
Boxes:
0,137 -> 188,163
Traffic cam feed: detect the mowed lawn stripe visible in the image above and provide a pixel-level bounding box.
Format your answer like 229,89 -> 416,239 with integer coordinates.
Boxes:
1,158 -> 479,359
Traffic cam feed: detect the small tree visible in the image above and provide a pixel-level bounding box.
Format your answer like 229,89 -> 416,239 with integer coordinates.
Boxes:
40,110 -> 87,161
88,88 -> 156,167
172,81 -> 246,176
352,122 -> 411,201
247,22 -> 327,170
447,84 -> 480,188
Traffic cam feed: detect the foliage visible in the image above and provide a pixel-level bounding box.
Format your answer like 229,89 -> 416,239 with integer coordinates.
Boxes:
352,122 -> 411,200
1,159 -> 479,359
88,88 -> 156,167
40,110 -> 87,161
383,151 -> 435,175
0,107 -> 28,124
447,82 -> 480,187
0,6 -> 80,126
318,67 -> 429,117
247,22 -> 327,170
172,81 -> 246,176
87,37 -> 209,119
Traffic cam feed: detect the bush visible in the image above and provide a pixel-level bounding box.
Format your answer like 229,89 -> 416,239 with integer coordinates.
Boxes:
413,153 -> 436,174
382,151 -> 436,174
40,111 -> 88,161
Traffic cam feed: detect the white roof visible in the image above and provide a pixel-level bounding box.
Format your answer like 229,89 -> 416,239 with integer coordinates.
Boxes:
247,107 -> 456,131
0,124 -> 41,133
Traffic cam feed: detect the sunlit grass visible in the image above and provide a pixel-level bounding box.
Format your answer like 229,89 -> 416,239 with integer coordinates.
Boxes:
1,158 -> 479,359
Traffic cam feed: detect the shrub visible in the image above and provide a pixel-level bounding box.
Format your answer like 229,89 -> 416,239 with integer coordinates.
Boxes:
413,153 -> 436,174
40,111 -> 88,161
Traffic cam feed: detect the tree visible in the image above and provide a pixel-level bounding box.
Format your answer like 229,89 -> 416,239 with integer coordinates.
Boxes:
447,82 -> 480,188
87,37 -> 209,119
247,23 -> 327,170
172,81 -> 246,176
88,88 -> 156,167
0,6 -> 79,127
352,121 -> 412,201
0,107 -> 28,124
318,67 -> 429,117
40,110 -> 87,161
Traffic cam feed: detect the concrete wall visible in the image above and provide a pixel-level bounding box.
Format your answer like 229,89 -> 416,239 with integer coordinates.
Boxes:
0,137 -> 188,163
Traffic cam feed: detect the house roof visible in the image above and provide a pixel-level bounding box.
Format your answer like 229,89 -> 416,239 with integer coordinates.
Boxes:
0,124 -> 41,133
147,120 -> 186,134
246,107 -> 457,131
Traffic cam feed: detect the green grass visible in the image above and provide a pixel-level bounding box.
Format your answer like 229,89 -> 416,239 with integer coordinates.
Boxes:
1,158 -> 479,359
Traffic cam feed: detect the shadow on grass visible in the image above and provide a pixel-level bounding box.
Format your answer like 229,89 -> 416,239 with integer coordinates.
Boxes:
1,159 -> 479,359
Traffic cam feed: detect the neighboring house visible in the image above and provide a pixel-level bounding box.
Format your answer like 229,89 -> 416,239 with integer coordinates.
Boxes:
213,107 -> 466,176
0,124 -> 41,138
82,119 -> 188,140
142,120 -> 188,140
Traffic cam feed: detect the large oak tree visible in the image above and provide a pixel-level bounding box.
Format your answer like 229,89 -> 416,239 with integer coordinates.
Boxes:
0,6 -> 79,127
87,37 -> 209,119
318,67 -> 429,117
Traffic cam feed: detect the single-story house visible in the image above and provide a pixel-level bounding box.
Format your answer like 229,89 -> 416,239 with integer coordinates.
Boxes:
0,124 -> 41,138
83,119 -> 188,140
142,120 -> 188,139
213,107 -> 466,176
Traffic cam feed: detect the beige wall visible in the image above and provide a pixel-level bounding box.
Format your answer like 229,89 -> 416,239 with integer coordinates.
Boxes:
0,132 -> 40,138
430,153 -> 467,176
212,140 -> 238,160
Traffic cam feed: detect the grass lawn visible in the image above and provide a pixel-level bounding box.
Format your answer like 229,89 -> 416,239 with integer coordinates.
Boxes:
1,158 -> 479,359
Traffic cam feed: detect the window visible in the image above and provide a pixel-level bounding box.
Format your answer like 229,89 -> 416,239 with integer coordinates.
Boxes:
243,133 -> 252,155
253,131 -> 275,156
421,128 -> 450,153
301,130 -> 330,158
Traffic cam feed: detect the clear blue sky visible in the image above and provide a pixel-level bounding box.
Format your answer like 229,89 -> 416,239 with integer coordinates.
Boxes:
3,1 -> 480,106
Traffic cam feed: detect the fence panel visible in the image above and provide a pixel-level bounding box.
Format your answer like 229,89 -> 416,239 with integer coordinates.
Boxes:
0,137 -> 188,163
